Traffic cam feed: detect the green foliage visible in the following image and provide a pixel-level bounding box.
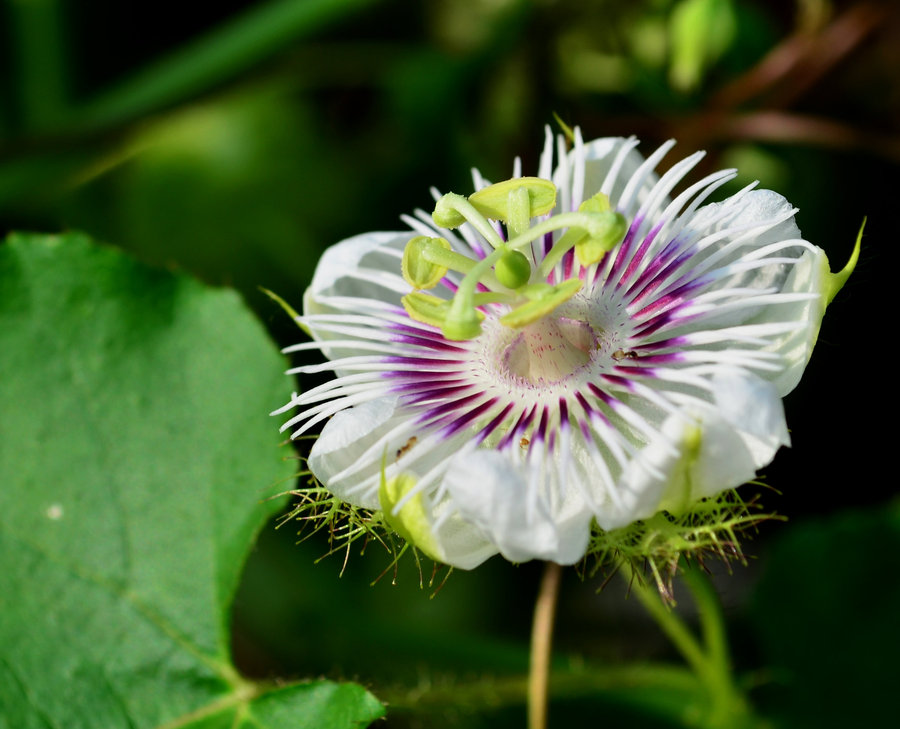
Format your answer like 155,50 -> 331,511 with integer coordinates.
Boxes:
0,234 -> 383,728
669,0 -> 738,91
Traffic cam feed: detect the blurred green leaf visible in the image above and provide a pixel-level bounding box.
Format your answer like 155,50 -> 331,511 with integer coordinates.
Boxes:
749,504 -> 900,727
669,0 -> 737,91
71,0 -> 381,133
0,233 -> 383,728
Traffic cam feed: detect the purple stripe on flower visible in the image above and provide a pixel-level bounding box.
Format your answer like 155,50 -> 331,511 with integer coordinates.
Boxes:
606,217 -> 643,284
600,373 -> 636,390
617,221 -> 662,290
497,404 -> 537,450
391,333 -> 469,352
475,401 -> 516,444
626,246 -> 694,305
416,391 -> 489,426
441,397 -> 499,437
403,383 -> 475,405
634,336 -> 688,352
575,391 -> 611,427
390,377 -> 470,395
632,309 -> 703,339
384,356 -> 466,369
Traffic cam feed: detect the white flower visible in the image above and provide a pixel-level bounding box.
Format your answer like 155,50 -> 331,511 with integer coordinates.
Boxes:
274,128 -> 856,570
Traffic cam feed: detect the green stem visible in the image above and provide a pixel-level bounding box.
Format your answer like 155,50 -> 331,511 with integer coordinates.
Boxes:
682,567 -> 730,678
625,564 -> 710,680
680,567 -> 750,726
422,245 -> 503,291
528,562 -> 562,729
625,563 -> 752,728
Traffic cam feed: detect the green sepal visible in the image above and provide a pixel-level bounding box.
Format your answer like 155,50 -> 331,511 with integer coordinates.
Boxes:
552,112 -> 576,143
500,278 -> 582,328
468,177 -> 557,223
824,217 -> 864,306
402,236 -> 451,290
378,467 -> 443,563
260,286 -> 307,335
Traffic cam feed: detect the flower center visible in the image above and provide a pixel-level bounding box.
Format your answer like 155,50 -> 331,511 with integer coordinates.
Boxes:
503,316 -> 594,384
398,176 -> 628,341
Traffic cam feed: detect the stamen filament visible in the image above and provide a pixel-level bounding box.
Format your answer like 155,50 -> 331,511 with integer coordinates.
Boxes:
422,245 -> 503,290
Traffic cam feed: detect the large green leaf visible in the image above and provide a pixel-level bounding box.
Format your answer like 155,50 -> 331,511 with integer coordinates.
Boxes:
0,233 -> 383,728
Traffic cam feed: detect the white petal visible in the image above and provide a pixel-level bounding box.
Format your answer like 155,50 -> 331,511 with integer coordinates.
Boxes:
306,230 -> 410,304
611,372 -> 788,524
307,395 -> 403,509
747,244 -> 830,395
427,495 -> 499,570
684,189 -> 828,394
302,231 -> 411,362
442,450 -> 593,564
559,136 -> 654,213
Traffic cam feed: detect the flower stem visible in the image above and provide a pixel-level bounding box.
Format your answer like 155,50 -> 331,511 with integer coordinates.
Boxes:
625,563 -> 752,728
528,561 -> 562,729
624,564 -> 709,679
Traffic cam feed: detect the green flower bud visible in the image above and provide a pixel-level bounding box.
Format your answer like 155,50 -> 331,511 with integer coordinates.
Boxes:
494,249 -> 532,289
402,236 -> 451,290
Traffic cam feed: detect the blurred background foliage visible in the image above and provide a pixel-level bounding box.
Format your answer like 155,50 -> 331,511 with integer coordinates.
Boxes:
2,0 -> 897,726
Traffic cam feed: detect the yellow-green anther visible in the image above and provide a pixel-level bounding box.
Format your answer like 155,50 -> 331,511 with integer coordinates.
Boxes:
575,211 -> 627,266
379,469 -> 442,562
494,249 -> 532,289
402,292 -> 451,328
402,236 -> 451,290
824,217 -> 863,306
500,278 -> 582,328
468,177 -> 557,223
